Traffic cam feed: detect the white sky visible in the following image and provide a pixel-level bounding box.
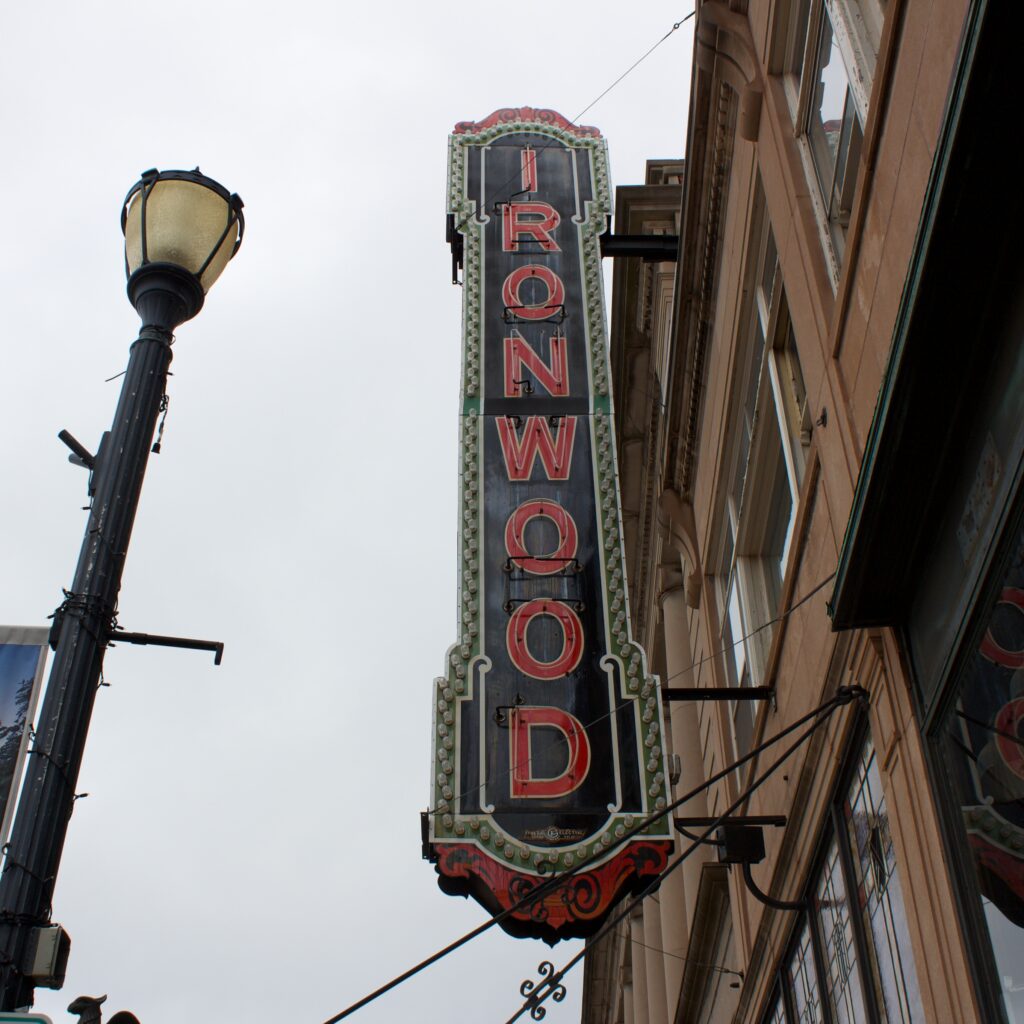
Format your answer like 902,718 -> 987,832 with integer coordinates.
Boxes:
0,4 -> 693,1022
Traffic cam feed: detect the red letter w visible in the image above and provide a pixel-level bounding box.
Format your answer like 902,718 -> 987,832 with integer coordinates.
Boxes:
496,416 -> 577,481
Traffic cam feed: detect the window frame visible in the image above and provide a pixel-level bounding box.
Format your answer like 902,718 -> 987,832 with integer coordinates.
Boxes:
772,0 -> 881,275
803,6 -> 866,262
715,188 -> 810,759
759,726 -> 923,1023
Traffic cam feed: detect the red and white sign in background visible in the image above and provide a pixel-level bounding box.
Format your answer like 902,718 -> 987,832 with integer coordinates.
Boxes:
427,109 -> 672,942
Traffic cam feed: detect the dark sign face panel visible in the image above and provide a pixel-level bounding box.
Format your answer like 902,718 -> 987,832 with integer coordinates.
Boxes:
429,108 -> 672,942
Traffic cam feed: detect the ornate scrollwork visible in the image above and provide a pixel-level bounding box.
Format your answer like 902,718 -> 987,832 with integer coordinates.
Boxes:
435,840 -> 673,939
519,961 -> 567,1020
453,107 -> 601,138
562,872 -> 600,915
509,875 -> 548,922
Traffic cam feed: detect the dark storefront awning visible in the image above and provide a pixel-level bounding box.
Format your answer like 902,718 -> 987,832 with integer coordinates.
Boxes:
830,0 -> 1024,630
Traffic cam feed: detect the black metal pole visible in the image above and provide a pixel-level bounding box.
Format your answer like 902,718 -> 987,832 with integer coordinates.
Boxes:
0,323 -> 173,1010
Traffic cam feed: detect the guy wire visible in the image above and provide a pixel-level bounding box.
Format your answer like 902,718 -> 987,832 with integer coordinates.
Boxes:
322,686 -> 861,1023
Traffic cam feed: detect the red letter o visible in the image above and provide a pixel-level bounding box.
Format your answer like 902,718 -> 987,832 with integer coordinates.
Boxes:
502,265 -> 565,321
507,600 -> 583,679
505,500 -> 578,576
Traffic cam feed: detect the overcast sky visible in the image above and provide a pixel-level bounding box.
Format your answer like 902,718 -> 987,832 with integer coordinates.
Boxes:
0,4 -> 693,1022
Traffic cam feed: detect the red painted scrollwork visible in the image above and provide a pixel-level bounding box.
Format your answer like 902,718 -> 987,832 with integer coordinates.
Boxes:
434,841 -> 673,942
453,107 -> 602,137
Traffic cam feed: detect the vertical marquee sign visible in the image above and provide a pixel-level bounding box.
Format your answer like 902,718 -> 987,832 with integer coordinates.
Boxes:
427,108 -> 672,942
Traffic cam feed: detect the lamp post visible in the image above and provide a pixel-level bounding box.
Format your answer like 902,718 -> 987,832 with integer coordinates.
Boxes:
0,169 -> 244,1011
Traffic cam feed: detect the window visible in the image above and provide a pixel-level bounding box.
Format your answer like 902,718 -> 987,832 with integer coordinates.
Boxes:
816,836 -> 870,1022
716,188 -> 810,755
805,9 -> 864,260
788,921 -> 825,1022
764,990 -> 789,1024
845,740 -> 922,1022
773,0 -> 883,266
762,733 -> 923,1022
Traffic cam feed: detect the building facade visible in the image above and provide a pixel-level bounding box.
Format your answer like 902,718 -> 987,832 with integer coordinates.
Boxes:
582,0 -> 1024,1021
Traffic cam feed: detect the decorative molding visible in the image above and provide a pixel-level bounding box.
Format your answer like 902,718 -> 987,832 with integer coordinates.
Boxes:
659,489 -> 702,608
695,1 -> 763,141
672,82 -> 737,501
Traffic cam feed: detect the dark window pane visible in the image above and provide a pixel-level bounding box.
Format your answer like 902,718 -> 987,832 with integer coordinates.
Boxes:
761,226 -> 779,311
908,283 -> 1024,710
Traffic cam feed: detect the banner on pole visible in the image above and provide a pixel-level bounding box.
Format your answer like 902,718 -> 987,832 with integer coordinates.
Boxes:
0,627 -> 49,850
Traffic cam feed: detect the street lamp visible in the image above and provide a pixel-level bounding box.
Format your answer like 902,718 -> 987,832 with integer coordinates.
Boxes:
123,167 -> 244,328
0,169 -> 244,1011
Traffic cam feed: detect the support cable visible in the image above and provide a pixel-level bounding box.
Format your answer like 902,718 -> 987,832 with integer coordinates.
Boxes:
449,11 -> 696,242
573,14 -> 695,126
625,935 -> 742,978
321,686 -> 862,1023
502,687 -> 862,1022
659,572 -> 836,688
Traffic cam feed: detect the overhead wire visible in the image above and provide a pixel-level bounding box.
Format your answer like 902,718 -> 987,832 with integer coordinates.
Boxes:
321,686 -> 862,1023
625,934 -> 743,978
574,13 -> 695,125
449,11 -> 695,241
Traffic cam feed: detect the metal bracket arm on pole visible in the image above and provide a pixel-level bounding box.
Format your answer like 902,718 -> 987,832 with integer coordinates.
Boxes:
741,861 -> 806,912
0,326 -> 174,1010
662,686 -> 774,701
599,231 -> 679,261
108,631 -> 224,665
674,815 -> 786,834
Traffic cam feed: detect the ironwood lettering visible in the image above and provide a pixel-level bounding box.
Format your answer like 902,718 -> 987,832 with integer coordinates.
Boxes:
503,330 -> 569,397
431,114 -> 672,942
501,264 -> 565,320
496,415 -> 576,481
502,201 -> 561,252
504,499 -> 578,576
510,706 -> 591,799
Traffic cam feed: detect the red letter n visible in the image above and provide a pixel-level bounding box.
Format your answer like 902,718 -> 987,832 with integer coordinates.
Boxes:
504,331 -> 569,397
